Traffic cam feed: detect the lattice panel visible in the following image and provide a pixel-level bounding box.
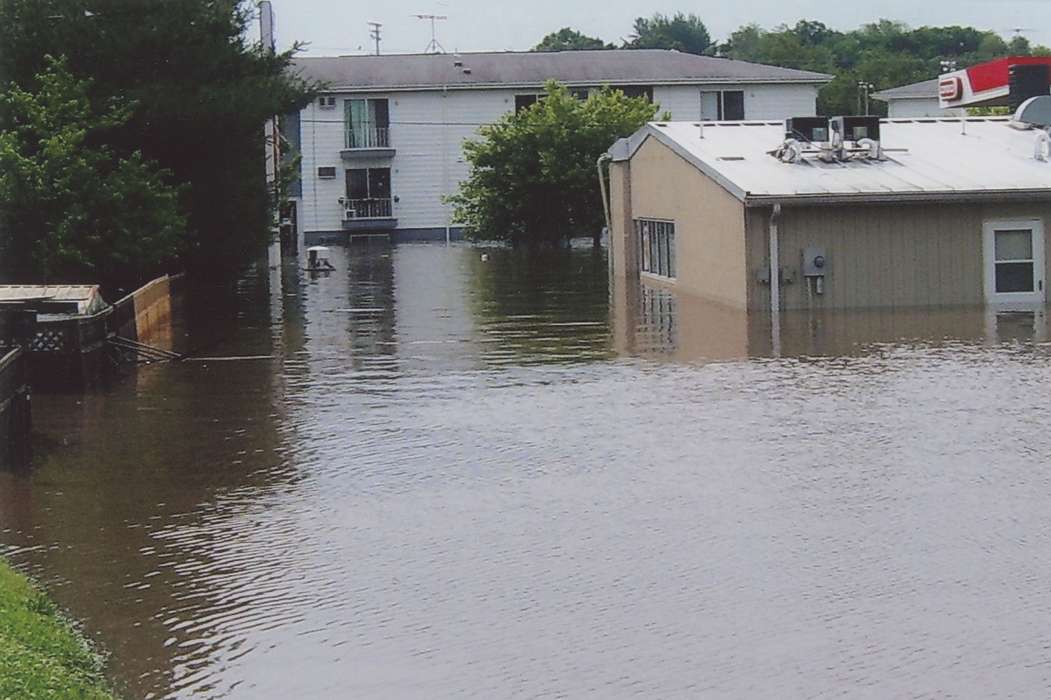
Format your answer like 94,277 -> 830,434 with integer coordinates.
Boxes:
29,329 -> 69,353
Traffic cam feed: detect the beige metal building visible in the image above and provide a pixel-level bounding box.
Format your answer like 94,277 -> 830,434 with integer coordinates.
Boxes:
607,117 -> 1051,312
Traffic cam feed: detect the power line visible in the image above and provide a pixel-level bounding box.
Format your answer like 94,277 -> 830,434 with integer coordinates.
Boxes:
301,118 -> 492,126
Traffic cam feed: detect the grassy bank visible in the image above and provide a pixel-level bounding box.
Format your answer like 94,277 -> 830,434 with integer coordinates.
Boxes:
0,558 -> 117,699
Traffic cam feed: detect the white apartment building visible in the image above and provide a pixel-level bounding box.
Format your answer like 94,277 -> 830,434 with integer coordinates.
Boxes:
287,49 -> 831,244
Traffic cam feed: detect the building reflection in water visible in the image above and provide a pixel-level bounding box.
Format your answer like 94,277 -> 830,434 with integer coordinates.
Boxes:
613,278 -> 1050,362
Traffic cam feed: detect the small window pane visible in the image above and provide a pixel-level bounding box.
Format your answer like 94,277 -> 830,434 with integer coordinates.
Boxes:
996,262 -> 1035,293
668,229 -> 676,278
641,223 -> 651,272
650,228 -> 658,274
995,229 -> 1033,261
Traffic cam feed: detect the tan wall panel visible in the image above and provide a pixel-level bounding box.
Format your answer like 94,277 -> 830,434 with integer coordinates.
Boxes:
625,136 -> 749,308
745,201 -> 1051,311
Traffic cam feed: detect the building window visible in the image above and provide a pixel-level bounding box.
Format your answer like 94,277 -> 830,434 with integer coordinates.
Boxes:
635,219 -> 676,279
619,85 -> 654,102
345,98 -> 390,148
344,167 -> 393,218
515,90 -> 588,113
701,90 -> 746,120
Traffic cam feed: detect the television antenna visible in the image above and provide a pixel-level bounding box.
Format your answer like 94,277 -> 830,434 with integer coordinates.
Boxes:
368,21 -> 382,55
1006,27 -> 1037,38
416,14 -> 447,54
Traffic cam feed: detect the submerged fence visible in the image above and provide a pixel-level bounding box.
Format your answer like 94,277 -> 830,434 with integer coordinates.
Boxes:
0,273 -> 184,391
0,348 -> 30,469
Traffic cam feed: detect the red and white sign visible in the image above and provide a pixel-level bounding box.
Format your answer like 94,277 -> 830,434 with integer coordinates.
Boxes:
940,56 -> 1051,109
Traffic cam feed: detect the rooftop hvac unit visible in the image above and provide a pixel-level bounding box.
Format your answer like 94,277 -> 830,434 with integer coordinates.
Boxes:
785,117 -> 830,144
830,116 -> 881,143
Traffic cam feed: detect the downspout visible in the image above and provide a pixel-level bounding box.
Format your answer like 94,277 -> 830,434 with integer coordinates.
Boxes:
596,153 -> 613,277
442,83 -> 450,245
769,203 -> 782,312
769,203 -> 782,356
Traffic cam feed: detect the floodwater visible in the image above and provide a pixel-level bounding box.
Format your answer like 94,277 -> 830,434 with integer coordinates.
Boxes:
3,243 -> 1051,698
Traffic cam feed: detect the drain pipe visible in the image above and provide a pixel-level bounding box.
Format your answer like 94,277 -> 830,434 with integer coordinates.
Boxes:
769,203 -> 782,312
597,153 -> 613,275
597,153 -> 613,234
769,203 -> 783,356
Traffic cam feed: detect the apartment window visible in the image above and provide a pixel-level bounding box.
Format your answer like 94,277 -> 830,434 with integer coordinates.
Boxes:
514,94 -> 540,113
701,90 -> 746,120
514,90 -> 589,113
344,167 -> 393,218
619,85 -> 654,102
345,98 -> 390,148
636,219 -> 676,278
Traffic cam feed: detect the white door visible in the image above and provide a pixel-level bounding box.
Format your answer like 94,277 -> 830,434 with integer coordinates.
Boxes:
983,219 -> 1046,305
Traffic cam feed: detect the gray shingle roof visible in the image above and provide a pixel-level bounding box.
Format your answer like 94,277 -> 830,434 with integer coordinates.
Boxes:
872,78 -> 939,101
292,49 -> 832,91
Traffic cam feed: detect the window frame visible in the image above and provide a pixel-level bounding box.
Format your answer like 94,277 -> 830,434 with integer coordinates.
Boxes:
635,218 -> 677,280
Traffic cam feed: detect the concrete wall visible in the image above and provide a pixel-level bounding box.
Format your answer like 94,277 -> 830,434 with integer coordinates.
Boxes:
300,82 -> 821,236
612,136 -> 750,308
745,201 -> 1051,311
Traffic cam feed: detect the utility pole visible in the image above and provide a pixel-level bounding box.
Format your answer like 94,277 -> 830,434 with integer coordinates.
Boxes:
416,14 -> 447,54
368,21 -> 382,55
857,81 -> 875,115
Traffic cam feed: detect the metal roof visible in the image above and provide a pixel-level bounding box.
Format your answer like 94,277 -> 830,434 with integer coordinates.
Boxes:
872,78 -> 939,102
0,285 -> 100,302
611,118 -> 1051,206
292,49 -> 832,92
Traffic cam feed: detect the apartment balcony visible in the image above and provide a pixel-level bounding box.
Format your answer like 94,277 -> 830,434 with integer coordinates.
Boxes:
340,127 -> 396,159
340,197 -> 397,231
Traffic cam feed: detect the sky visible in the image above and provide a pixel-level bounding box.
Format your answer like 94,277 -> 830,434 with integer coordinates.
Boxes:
266,0 -> 1051,56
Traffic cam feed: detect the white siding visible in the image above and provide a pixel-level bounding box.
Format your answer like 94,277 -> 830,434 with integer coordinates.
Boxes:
653,84 -> 819,122
886,98 -> 963,119
300,82 -> 821,234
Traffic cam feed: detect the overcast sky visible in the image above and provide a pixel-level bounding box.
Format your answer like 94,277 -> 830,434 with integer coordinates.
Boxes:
266,0 -> 1051,56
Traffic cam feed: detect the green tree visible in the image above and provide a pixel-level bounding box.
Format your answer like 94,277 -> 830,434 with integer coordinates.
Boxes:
0,57 -> 184,286
535,28 -> 610,52
719,19 -> 1032,116
627,13 -> 712,55
449,81 -> 660,247
0,0 -> 317,280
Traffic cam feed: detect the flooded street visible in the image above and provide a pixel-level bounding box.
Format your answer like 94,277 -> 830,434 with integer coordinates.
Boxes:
3,243 -> 1051,698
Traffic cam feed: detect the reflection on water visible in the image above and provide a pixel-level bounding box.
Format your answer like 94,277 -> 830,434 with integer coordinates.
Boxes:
3,244 -> 1051,698
617,281 -> 1051,361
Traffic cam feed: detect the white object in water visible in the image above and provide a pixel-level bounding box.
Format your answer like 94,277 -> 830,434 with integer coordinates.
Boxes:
306,246 -> 335,270
480,253 -> 490,262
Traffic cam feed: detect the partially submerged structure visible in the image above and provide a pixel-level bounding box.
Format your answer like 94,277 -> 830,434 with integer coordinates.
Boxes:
607,115 -> 1051,312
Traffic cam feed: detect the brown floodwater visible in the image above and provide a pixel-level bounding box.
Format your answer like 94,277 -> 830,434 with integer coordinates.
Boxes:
3,243 -> 1051,698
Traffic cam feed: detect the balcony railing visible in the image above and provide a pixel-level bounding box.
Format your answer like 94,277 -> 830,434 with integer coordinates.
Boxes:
345,126 -> 390,150
342,197 -> 393,220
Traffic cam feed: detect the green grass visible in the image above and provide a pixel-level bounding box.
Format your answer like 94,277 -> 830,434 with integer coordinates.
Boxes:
0,558 -> 118,700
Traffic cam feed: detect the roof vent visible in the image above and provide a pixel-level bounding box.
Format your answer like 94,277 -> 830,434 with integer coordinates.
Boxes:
462,68 -> 472,75
1015,95 -> 1051,127
453,58 -> 464,67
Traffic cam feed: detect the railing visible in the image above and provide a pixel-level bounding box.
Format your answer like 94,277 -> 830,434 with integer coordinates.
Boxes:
342,198 -> 393,219
345,126 -> 390,149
